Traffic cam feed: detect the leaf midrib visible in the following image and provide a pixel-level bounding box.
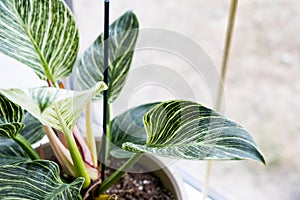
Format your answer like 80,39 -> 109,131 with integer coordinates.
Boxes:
134,140 -> 258,154
107,18 -> 137,101
145,128 -> 254,149
11,1 -> 56,83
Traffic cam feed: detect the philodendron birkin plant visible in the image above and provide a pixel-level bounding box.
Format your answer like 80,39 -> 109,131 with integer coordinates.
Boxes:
0,0 -> 265,199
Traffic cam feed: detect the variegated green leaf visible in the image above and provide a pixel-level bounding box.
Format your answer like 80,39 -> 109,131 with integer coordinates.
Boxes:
0,135 -> 29,166
0,93 -> 24,138
0,137 -> 30,166
123,100 -> 266,164
0,160 -> 84,199
0,153 -> 28,166
20,112 -> 46,143
76,11 -> 139,102
110,102 -> 160,158
0,82 -> 107,134
0,0 -> 79,81
0,113 -> 46,166
0,123 -> 24,138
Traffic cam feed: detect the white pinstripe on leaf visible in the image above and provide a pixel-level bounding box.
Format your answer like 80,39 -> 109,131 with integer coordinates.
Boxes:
0,160 -> 84,199
0,0 -> 79,81
0,82 -> 107,134
76,11 -> 139,102
0,93 -> 24,138
123,100 -> 266,164
110,102 -> 160,158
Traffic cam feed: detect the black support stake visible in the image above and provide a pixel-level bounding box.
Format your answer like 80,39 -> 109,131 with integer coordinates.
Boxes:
101,0 -> 110,183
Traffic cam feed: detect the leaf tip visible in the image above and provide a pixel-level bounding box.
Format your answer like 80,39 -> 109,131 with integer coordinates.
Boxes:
257,151 -> 267,166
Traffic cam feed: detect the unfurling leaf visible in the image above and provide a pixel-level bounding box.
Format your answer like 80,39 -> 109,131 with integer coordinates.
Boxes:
123,100 -> 266,164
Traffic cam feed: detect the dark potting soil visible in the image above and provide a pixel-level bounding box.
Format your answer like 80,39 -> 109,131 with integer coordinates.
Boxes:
46,147 -> 175,200
40,146 -> 175,200
103,158 -> 176,200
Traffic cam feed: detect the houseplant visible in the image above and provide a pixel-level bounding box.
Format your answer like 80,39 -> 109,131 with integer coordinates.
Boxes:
0,0 -> 265,199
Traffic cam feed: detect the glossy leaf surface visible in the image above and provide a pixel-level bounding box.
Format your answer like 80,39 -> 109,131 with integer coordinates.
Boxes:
123,100 -> 266,164
110,102 -> 160,158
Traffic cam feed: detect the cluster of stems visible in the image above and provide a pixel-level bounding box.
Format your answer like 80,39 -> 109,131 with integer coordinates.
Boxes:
15,0 -> 142,194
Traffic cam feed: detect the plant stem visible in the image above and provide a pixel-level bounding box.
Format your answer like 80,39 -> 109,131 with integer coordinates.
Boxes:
97,153 -> 142,195
101,0 -> 110,182
86,103 -> 98,166
54,105 -> 91,188
43,126 -> 76,177
47,76 -> 90,186
105,103 -> 111,160
64,130 -> 91,188
47,79 -> 90,185
203,1 -> 239,199
202,160 -> 212,200
14,134 -> 39,160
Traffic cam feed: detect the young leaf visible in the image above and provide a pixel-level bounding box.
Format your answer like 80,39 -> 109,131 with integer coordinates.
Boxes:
0,93 -> 24,138
76,11 -> 139,102
0,82 -> 107,134
0,0 -> 79,82
110,102 -> 160,158
0,160 -> 84,199
123,100 -> 266,164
